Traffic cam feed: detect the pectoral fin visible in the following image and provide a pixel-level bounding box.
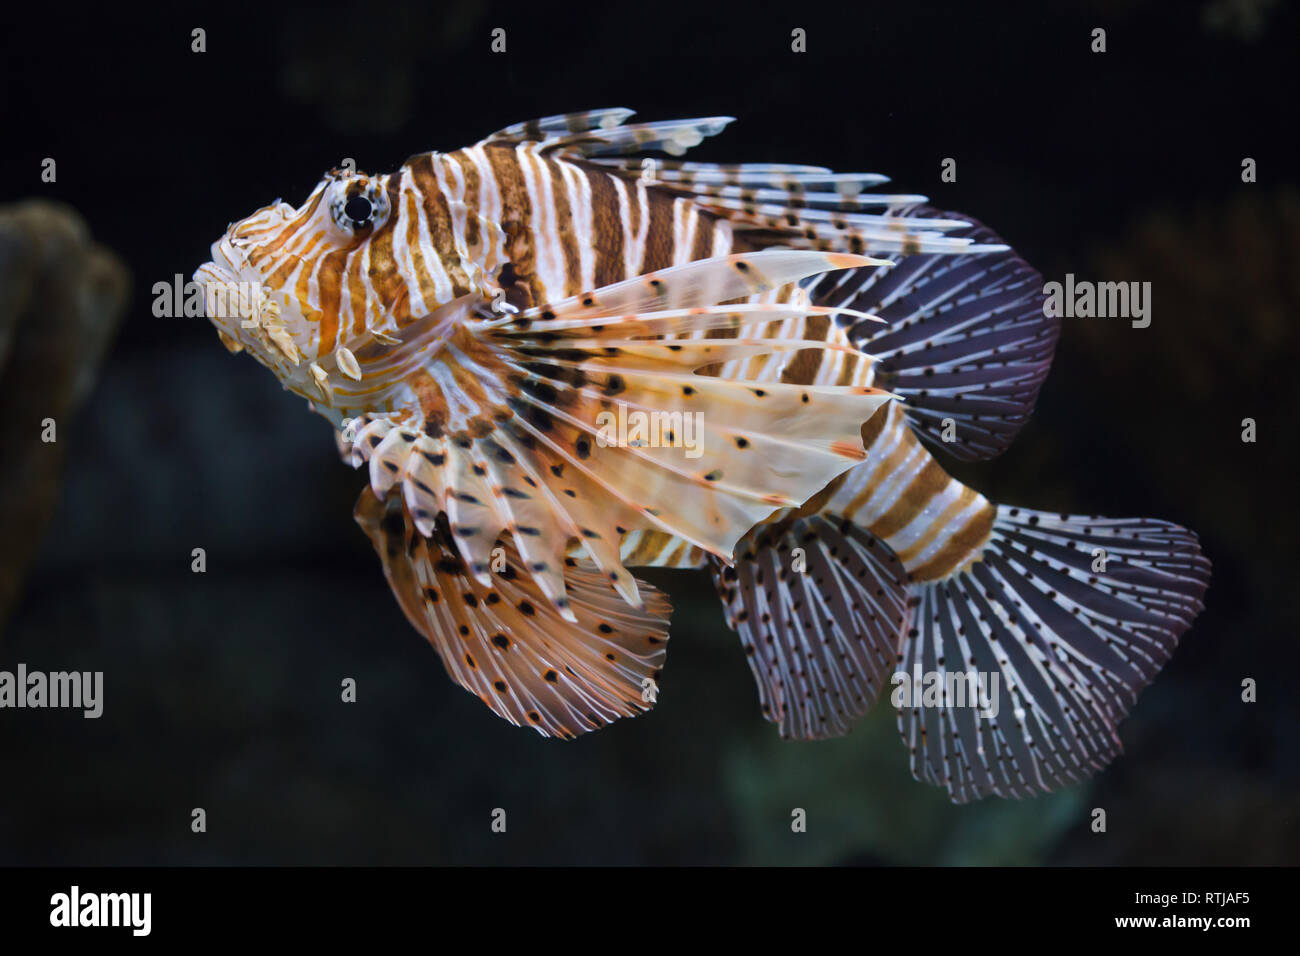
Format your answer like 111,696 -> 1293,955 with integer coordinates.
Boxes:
355,488 -> 671,739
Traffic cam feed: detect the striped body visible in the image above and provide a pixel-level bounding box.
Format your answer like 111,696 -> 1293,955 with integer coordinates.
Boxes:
436,143 -> 737,302
824,403 -> 994,581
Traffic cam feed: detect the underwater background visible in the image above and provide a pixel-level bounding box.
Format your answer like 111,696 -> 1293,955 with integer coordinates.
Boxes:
0,0 -> 1295,864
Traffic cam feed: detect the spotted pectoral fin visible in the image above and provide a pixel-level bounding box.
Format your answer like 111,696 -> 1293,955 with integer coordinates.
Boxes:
472,252 -> 899,577
355,487 -> 671,739
712,514 -> 913,739
349,251 -> 896,622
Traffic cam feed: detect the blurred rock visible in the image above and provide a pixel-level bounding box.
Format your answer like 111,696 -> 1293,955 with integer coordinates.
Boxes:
0,200 -> 130,632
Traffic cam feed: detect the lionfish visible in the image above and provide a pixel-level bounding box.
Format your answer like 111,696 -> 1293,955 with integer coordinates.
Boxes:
196,109 -> 1209,802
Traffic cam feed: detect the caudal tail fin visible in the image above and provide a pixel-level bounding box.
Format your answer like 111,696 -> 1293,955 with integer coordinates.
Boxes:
898,505 -> 1210,802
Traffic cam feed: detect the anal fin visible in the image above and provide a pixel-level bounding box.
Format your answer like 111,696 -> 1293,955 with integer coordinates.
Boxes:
711,513 -> 913,739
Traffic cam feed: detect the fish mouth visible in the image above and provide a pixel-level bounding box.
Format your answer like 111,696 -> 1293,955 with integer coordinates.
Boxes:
193,237 -> 312,375
192,255 -> 247,340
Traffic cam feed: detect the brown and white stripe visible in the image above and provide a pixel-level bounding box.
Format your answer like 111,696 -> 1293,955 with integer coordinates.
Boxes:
824,402 -> 995,581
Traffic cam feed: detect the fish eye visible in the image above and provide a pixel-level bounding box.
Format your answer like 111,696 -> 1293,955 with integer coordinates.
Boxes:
325,176 -> 389,236
344,195 -> 373,226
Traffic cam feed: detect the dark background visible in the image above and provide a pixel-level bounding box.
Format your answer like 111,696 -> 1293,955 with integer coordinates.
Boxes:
0,0 -> 1296,864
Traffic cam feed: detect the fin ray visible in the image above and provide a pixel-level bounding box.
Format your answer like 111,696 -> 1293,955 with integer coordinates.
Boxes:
355,488 -> 670,739
712,514 -> 912,739
811,206 -> 1058,461
898,506 -> 1210,802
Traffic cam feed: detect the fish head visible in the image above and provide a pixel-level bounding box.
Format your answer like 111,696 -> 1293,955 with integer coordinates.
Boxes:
193,167 -> 406,411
